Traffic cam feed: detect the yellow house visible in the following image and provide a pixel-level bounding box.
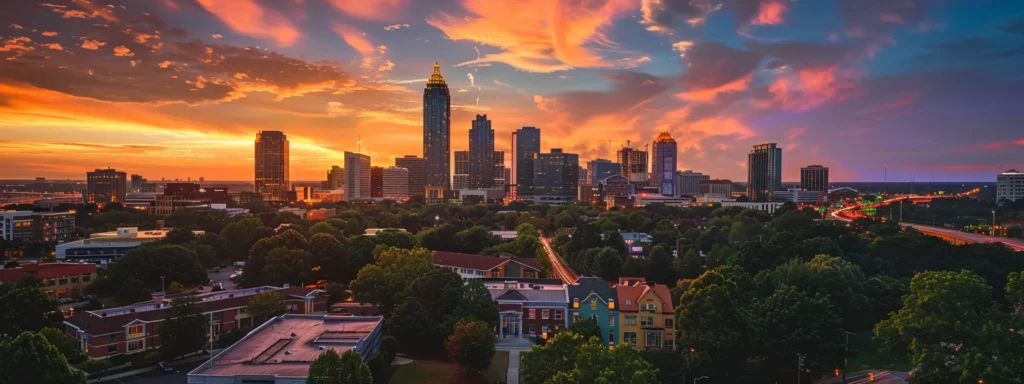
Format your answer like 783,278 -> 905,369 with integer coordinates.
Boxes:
616,277 -> 675,350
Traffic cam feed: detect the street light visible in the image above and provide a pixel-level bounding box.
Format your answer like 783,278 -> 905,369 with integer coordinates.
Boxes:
693,376 -> 709,384
992,210 -> 996,237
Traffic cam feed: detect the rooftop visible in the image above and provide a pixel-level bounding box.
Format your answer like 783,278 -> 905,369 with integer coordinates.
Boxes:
0,262 -> 95,282
432,251 -> 543,272
190,315 -> 383,378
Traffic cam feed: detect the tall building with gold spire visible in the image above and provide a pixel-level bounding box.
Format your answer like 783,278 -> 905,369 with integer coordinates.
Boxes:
423,62 -> 451,190
651,130 -> 677,196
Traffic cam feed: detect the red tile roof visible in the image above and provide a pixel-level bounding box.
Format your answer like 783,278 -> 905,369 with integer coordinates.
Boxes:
615,281 -> 673,314
0,262 -> 95,282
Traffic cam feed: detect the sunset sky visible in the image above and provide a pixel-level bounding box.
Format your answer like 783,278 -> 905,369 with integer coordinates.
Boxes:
1,0 -> 1022,182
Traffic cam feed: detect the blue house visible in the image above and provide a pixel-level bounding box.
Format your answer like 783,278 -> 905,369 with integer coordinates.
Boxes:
567,277 -> 619,345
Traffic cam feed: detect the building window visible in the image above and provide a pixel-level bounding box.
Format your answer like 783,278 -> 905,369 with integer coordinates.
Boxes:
127,339 -> 144,353
664,339 -> 674,350
542,325 -> 549,334
609,331 -> 615,344
590,299 -> 597,310
624,314 -> 637,325
645,331 -> 662,347
127,325 -> 143,337
542,309 -> 550,320
529,325 -> 535,335
623,332 -> 637,345
82,275 -> 91,282
528,308 -> 536,319
609,315 -> 615,327
573,311 -> 580,319
107,344 -> 118,355
58,278 -> 68,285
70,276 -> 79,283
554,310 -> 562,320
665,318 -> 674,328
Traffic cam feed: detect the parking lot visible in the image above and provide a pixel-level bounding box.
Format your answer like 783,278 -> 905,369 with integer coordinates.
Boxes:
100,362 -> 201,384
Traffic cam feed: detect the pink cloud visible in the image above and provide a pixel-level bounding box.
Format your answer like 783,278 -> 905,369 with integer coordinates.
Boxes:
752,1 -> 787,25
857,92 -> 918,115
332,24 -> 376,56
328,0 -> 407,21
770,65 -> 858,111
195,0 -> 300,46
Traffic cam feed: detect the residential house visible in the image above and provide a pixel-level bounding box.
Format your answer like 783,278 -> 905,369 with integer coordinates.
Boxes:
616,277 -> 675,350
433,251 -> 544,280
567,277 -> 619,345
485,279 -> 568,339
64,285 -> 325,360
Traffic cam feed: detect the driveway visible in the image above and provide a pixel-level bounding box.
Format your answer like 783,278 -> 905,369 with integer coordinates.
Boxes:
102,362 -> 201,384
207,268 -> 239,291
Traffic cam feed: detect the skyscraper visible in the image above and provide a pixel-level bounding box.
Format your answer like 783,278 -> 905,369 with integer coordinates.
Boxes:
468,114 -> 494,189
997,169 -> 1023,203
453,150 -> 470,190
383,167 -> 409,200
800,165 -> 829,192
423,62 -> 451,189
395,155 -> 425,198
617,146 -> 648,187
326,166 -> 344,190
493,151 -> 507,189
747,143 -> 783,201
255,131 -> 289,202
85,168 -> 126,204
528,148 -> 579,205
651,131 -> 678,195
586,159 -> 621,184
344,151 -> 370,201
514,127 -> 541,197
370,166 -> 384,198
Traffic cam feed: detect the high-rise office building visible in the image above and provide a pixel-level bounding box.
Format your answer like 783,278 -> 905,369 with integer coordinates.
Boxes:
578,166 -> 589,187
326,166 -> 344,190
468,114 -> 494,189
514,127 -> 541,197
651,131 -> 678,196
747,143 -> 783,201
617,146 -> 648,187
255,131 -> 289,202
493,151 -> 507,188
453,150 -> 470,190
370,166 -> 384,198
85,168 -> 127,204
997,169 -> 1023,203
129,174 -> 154,193
383,167 -> 410,200
395,155 -> 425,198
587,159 -> 621,184
344,151 -> 371,201
423,62 -> 451,189
676,170 -> 709,196
800,165 -> 829,192
528,148 -> 579,205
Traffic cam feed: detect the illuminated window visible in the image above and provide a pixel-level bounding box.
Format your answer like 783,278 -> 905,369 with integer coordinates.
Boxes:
528,309 -> 536,319
590,299 -> 597,310
126,339 -> 144,353
127,325 -> 143,337
542,309 -> 550,320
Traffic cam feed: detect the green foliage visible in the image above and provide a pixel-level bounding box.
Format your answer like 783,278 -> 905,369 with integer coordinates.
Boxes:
0,281 -> 62,338
368,352 -> 388,384
102,244 -> 208,294
326,282 -> 350,306
38,327 -> 82,363
219,217 -> 272,263
115,277 -> 151,305
453,225 -> 500,254
242,229 -> 309,286
307,349 -> 372,384
522,332 -> 658,384
259,247 -> 313,286
445,320 -> 497,372
568,317 -> 602,342
158,294 -> 208,360
349,247 -> 434,314
79,358 -> 114,374
166,281 -> 185,294
247,292 -> 287,324
591,247 -> 622,281
0,331 -> 86,383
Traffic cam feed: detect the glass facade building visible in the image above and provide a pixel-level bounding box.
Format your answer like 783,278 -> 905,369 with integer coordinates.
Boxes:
469,114 -> 495,189
747,143 -> 783,201
254,131 -> 289,202
651,131 -> 677,196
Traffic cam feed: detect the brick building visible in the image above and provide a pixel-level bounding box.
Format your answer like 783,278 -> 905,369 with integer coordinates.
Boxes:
485,279 -> 568,339
0,262 -> 96,299
64,285 -> 325,360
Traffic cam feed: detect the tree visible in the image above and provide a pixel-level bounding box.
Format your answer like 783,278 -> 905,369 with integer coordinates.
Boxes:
326,282 -> 350,307
258,247 -> 313,286
0,281 -> 62,338
521,332 -> 586,384
771,210 -> 814,232
38,327 -> 82,362
115,277 -> 151,305
247,292 -> 287,324
368,352 -> 388,384
523,332 -> 658,384
349,247 -> 434,314
445,320 -> 497,372
374,229 -> 417,250
164,226 -> 198,244
0,332 -> 86,384
243,229 -> 309,287
645,244 -> 677,285
307,348 -> 372,384
752,285 -> 844,375
674,248 -> 703,279
108,244 -> 208,292
569,317 -> 602,342
675,266 -> 753,375
591,247 -> 622,281
159,294 -> 208,360
166,281 -> 185,294
309,222 -> 341,238
219,217 -> 270,262
457,279 -> 498,329
416,223 -> 460,252
454,225 -> 499,254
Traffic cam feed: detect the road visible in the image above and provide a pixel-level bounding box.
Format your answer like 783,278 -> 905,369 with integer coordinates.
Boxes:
99,361 -> 202,384
539,237 -> 578,284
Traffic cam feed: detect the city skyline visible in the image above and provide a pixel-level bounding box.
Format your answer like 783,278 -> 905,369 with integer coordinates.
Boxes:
1,1 -> 1023,182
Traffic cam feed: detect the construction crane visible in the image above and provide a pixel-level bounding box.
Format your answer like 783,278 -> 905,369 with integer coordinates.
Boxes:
607,139 -> 631,159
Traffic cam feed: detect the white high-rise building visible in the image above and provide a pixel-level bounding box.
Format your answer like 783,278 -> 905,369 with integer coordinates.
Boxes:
383,167 -> 410,200
344,152 -> 371,201
997,169 -> 1023,204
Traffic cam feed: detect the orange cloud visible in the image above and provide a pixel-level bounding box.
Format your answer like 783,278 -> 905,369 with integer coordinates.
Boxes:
42,31 -> 58,37
676,74 -> 751,102
752,1 -> 787,25
332,24 -> 376,56
195,0 -> 300,46
80,39 -> 106,50
427,0 -> 636,72
113,45 -> 133,57
0,37 -> 33,52
46,43 -> 63,51
328,0 -> 407,21
769,65 -> 857,111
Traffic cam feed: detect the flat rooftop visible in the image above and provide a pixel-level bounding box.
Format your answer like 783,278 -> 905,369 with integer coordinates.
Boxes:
190,315 -> 382,378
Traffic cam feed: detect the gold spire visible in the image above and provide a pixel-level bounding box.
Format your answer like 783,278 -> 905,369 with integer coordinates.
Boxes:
427,62 -> 447,87
654,130 -> 675,143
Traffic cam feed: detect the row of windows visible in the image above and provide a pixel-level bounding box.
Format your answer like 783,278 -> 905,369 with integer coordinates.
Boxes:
44,274 -> 92,286
527,308 -> 563,320
621,314 -> 672,327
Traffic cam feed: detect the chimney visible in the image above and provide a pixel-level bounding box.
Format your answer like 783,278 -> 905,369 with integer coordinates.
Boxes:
152,291 -> 165,303
155,220 -> 165,230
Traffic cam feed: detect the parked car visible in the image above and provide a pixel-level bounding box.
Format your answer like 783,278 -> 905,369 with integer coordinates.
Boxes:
158,362 -> 174,373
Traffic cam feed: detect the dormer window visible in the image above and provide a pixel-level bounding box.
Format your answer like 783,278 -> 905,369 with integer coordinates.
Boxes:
573,298 -> 579,309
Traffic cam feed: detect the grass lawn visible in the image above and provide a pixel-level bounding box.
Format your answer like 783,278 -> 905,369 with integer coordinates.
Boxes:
846,331 -> 912,371
390,351 -> 509,384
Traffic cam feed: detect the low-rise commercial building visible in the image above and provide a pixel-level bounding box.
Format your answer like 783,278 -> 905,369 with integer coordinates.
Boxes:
772,188 -> 826,204
0,262 -> 96,299
616,277 -> 674,350
698,179 -> 733,197
65,285 -> 326,360
433,251 -> 543,279
719,201 -> 785,214
0,211 -> 75,244
188,314 -> 383,384
56,227 -> 204,264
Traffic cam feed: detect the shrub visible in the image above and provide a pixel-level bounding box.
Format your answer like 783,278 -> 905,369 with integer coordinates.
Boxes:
80,359 -> 114,374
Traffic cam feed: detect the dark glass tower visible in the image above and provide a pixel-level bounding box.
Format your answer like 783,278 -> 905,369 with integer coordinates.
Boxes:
747,143 -> 783,201
423,62 -> 451,190
651,131 -> 678,196
469,114 -> 494,189
255,131 -> 289,202
514,127 -> 541,197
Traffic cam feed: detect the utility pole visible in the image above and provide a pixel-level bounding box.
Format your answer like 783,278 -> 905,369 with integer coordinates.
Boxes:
797,354 -> 806,384
900,200 -> 903,223
883,164 -> 887,196
842,331 -> 853,384
161,276 -> 165,292
992,210 -> 996,236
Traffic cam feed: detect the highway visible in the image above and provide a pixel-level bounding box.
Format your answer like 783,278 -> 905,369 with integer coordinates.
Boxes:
539,236 -> 579,284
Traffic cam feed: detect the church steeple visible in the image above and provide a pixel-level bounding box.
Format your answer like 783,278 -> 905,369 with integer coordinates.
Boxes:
427,62 -> 447,88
